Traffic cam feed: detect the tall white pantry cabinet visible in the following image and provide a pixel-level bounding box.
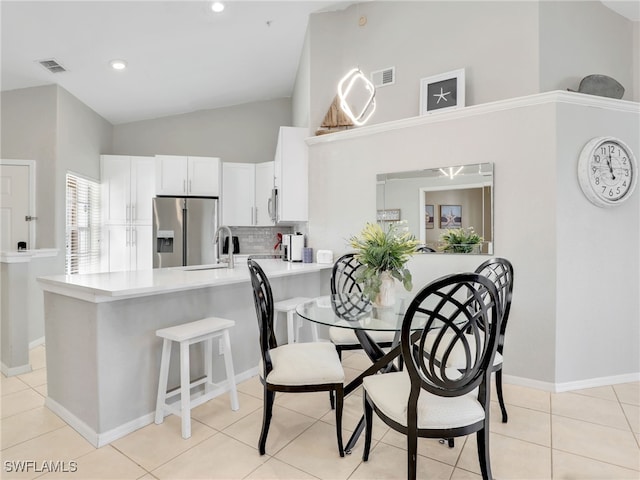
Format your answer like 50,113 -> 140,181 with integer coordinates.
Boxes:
100,155 -> 155,272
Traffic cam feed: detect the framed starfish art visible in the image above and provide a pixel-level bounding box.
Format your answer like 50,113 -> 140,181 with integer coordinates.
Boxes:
419,68 -> 465,115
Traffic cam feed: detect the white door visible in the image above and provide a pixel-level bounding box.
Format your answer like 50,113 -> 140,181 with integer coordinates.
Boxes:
0,164 -> 30,250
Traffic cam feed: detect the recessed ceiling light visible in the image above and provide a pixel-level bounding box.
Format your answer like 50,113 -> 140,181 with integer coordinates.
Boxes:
109,59 -> 127,70
211,2 -> 225,13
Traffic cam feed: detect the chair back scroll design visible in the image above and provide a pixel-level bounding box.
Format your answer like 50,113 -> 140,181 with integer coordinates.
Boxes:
247,259 -> 277,378
402,272 -> 501,399
330,253 -> 371,320
475,257 -> 514,424
474,257 -> 514,346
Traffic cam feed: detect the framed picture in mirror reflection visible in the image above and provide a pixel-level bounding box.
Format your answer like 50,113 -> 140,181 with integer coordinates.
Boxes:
425,205 -> 434,229
440,205 -> 462,229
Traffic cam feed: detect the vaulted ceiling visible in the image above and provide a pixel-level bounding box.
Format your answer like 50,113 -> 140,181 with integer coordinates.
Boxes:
2,1 -> 636,126
1,1 -> 349,125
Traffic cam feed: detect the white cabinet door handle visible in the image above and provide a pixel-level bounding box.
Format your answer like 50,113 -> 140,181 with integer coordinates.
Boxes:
183,179 -> 186,193
189,180 -> 192,193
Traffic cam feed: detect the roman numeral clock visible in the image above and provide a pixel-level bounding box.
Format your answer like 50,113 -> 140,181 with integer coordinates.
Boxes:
578,137 -> 638,207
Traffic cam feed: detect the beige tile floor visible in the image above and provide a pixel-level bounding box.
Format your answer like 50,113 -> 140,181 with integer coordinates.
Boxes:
1,345 -> 639,479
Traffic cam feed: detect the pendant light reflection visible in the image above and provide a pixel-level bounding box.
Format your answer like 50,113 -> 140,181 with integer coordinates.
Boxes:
337,68 -> 376,127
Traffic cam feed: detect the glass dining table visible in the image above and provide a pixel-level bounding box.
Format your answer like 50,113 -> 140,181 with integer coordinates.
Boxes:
296,293 -> 419,453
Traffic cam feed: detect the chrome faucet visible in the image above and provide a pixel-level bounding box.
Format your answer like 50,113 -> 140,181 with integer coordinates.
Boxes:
214,225 -> 234,269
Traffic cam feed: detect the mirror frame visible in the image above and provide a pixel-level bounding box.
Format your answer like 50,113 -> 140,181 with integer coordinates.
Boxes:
377,163 -> 494,254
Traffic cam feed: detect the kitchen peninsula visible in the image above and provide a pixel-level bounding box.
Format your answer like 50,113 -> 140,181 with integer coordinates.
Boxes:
37,259 -> 332,447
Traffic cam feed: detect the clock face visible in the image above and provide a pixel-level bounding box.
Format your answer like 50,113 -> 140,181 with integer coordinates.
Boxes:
578,137 -> 638,207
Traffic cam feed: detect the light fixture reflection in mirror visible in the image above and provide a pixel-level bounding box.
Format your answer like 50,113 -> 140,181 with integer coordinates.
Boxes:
376,163 -> 493,254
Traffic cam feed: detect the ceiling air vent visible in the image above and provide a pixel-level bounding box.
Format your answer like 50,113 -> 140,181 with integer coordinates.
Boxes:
371,67 -> 395,88
38,59 -> 67,73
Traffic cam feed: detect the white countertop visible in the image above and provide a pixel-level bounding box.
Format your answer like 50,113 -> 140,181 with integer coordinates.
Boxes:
1,248 -> 59,263
37,259 -> 332,303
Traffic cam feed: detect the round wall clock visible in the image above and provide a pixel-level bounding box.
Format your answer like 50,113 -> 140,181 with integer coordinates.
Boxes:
577,136 -> 637,207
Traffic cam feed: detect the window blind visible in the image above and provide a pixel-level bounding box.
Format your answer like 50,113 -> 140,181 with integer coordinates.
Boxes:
65,173 -> 101,274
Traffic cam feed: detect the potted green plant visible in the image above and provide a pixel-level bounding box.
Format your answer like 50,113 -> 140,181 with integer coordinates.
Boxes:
440,226 -> 483,253
349,222 -> 418,306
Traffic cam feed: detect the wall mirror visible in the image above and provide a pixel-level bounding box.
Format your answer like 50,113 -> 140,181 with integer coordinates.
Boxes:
376,163 -> 493,254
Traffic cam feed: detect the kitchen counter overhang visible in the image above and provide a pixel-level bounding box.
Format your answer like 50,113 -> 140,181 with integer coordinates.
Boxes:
37,259 -> 332,447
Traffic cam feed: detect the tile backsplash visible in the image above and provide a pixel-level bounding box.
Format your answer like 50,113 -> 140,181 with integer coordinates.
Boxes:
229,226 -> 294,254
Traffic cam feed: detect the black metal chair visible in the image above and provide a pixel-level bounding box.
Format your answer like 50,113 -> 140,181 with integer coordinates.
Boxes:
247,258 -> 345,457
475,257 -> 514,422
431,258 -> 514,424
328,253 -> 396,359
361,272 -> 501,480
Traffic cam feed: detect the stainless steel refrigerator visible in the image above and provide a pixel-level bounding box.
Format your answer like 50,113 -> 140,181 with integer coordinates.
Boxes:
152,197 -> 219,268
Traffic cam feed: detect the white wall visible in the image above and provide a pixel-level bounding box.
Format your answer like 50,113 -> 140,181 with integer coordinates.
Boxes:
112,98 -> 292,163
56,87 -> 112,259
307,1 -> 540,130
292,28 -> 311,129
302,1 -> 637,133
306,93 -> 639,388
539,1 -> 635,99
1,86 -> 58,247
554,102 -> 639,385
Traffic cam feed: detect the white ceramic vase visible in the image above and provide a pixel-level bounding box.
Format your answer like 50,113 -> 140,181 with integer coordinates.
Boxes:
374,271 -> 396,308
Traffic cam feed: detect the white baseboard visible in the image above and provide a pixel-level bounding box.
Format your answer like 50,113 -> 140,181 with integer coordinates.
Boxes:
45,366 -> 260,447
45,397 -> 100,447
1,362 -> 32,377
29,337 -> 46,349
504,372 -> 640,393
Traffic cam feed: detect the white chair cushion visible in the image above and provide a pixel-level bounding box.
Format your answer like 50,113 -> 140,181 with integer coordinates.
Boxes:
425,332 -> 503,368
260,342 -> 345,386
362,371 -> 485,430
273,297 -> 311,313
329,326 -> 397,346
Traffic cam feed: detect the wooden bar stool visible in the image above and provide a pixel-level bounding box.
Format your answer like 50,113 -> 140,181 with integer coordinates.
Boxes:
155,317 -> 240,439
273,297 -> 318,343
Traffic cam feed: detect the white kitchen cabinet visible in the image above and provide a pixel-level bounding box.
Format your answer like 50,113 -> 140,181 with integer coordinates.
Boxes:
155,155 -> 220,196
101,224 -> 152,272
273,127 -> 308,223
222,161 -> 274,226
101,155 -> 155,225
255,161 -> 274,225
100,155 -> 154,272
